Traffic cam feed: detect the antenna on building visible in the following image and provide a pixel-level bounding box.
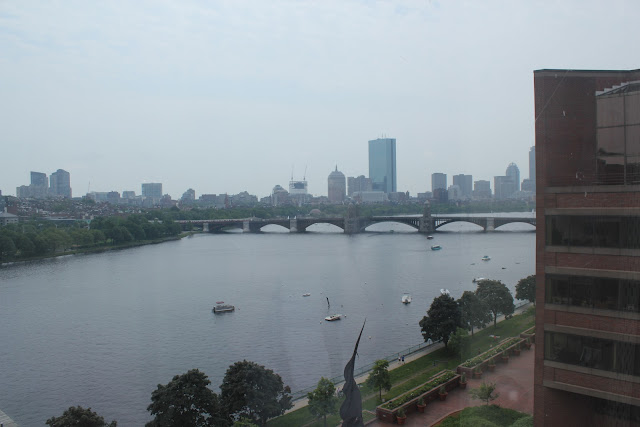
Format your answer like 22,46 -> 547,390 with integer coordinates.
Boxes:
291,165 -> 294,181
303,165 -> 307,181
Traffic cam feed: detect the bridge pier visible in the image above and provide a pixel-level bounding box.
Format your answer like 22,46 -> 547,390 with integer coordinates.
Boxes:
242,220 -> 261,233
419,217 -> 434,233
485,217 -> 495,232
289,218 -> 304,233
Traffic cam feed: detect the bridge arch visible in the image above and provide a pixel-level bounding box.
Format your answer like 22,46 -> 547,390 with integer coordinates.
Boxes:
297,219 -> 345,232
434,218 -> 486,231
361,219 -> 420,232
493,219 -> 537,230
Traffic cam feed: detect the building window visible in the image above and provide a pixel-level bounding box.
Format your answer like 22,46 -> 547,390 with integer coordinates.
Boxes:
545,215 -> 640,249
546,274 -> 640,312
544,332 -> 640,375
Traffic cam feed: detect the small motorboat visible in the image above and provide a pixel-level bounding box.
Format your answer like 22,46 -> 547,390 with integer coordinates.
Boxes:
325,314 -> 342,321
402,294 -> 412,304
440,289 -> 450,295
431,245 -> 442,251
427,235 -> 434,240
481,255 -> 491,261
213,303 -> 235,313
472,277 -> 486,283
302,293 -> 311,297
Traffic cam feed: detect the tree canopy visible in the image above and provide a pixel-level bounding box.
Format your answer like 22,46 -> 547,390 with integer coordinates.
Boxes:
307,377 -> 338,427
515,275 -> 536,305
46,406 -> 117,427
475,280 -> 515,327
419,294 -> 461,348
458,291 -> 491,336
365,359 -> 392,401
146,369 -> 223,427
469,382 -> 500,405
220,360 -> 292,426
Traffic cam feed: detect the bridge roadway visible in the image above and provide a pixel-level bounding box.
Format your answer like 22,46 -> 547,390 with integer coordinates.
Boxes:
175,215 -> 536,234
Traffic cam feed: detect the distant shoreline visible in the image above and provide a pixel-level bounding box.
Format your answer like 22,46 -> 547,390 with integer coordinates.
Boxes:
0,232 -> 196,267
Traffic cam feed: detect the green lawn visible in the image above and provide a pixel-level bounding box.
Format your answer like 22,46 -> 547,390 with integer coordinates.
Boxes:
436,405 -> 533,427
268,307 -> 534,426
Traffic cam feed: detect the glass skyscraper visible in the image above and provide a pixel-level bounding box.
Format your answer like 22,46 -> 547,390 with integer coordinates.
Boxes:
368,138 -> 396,193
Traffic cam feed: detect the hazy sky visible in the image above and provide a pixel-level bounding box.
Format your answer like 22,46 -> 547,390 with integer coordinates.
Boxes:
1,1 -> 639,199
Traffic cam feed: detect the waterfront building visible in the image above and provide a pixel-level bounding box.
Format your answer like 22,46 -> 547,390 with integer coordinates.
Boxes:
368,138 -> 396,193
31,171 -> 48,188
181,188 -> 196,205
229,191 -> 258,206
351,191 -> 387,203
49,169 -> 72,198
16,171 -> 50,199
493,175 -> 516,199
289,176 -> 310,206
473,180 -> 491,199
448,184 -> 462,201
347,175 -> 372,196
0,210 -> 18,226
452,174 -> 472,198
534,68 -> 640,426
432,187 -> 448,202
122,191 -> 136,199
431,172 -> 447,193
271,185 -> 290,206
327,166 -> 346,203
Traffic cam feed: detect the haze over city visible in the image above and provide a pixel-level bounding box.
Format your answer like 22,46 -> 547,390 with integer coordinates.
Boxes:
2,0 -> 639,198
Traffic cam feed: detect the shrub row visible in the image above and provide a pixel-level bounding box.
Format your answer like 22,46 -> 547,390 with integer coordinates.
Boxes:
460,337 -> 521,368
380,370 -> 456,410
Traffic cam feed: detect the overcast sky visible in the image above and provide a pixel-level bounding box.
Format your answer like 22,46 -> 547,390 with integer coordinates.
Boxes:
1,0 -> 638,199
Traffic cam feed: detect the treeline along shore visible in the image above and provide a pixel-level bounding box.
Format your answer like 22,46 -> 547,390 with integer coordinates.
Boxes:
0,199 -> 534,264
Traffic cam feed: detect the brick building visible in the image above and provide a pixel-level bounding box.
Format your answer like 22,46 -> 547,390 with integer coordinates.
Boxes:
534,69 -> 640,425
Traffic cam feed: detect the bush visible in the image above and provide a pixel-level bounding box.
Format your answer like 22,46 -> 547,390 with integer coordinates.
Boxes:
381,370 -> 456,409
511,416 -> 533,427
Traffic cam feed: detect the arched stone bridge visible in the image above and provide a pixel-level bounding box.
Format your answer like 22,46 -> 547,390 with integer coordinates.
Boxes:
176,215 -> 536,234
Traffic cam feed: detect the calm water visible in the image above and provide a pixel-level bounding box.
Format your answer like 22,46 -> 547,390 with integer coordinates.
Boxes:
0,214 -> 534,426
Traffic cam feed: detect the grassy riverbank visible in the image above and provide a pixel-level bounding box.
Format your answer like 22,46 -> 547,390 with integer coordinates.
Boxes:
268,307 -> 535,427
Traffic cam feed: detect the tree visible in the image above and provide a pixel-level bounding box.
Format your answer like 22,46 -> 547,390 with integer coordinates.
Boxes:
0,235 -> 16,261
365,360 -> 392,401
46,405 -> 117,427
448,327 -> 471,359
146,369 -> 223,427
516,275 -> 536,306
469,382 -> 500,405
475,280 -> 515,328
419,294 -> 461,349
458,291 -> 491,336
220,360 -> 292,426
307,377 -> 338,427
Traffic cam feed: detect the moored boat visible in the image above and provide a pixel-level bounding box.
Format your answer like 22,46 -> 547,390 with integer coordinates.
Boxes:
402,294 -> 412,304
472,277 -> 486,283
431,245 -> 442,251
427,235 -> 434,240
481,255 -> 491,261
213,303 -> 235,313
324,314 -> 342,321
303,293 -> 311,297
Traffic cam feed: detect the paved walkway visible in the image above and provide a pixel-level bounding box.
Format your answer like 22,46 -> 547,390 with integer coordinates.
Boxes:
0,408 -> 18,427
368,344 -> 535,426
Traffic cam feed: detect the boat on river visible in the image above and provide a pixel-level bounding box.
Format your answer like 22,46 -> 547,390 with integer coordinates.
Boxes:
402,294 -> 412,304
431,245 -> 442,251
324,314 -> 342,321
427,235 -> 434,240
472,277 -> 486,283
303,293 -> 311,297
481,255 -> 491,261
213,303 -> 235,313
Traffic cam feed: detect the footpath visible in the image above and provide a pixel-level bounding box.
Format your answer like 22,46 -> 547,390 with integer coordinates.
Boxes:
285,302 -> 532,415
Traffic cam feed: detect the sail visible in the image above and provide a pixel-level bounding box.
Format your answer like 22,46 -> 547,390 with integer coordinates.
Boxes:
340,321 -> 366,426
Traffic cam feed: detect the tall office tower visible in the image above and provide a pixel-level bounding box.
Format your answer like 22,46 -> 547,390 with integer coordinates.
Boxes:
49,169 -> 72,198
493,175 -> 516,199
327,166 -> 346,203
368,138 -> 396,193
347,175 -> 372,196
452,174 -> 473,198
529,146 -> 536,182
534,68 -> 640,426
431,173 -> 447,193
141,183 -> 162,199
30,171 -> 48,188
506,162 -> 520,192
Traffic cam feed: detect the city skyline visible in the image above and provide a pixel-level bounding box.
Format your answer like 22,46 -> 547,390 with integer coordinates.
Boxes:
3,2 -> 639,199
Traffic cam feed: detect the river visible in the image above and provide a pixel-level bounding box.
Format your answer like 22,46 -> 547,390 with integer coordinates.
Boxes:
0,213 -> 535,426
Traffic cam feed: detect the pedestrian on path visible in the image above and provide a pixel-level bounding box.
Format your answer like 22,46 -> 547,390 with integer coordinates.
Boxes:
401,355 -> 405,364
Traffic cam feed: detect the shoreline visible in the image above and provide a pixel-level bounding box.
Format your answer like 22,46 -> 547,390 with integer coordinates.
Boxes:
0,232 -> 196,267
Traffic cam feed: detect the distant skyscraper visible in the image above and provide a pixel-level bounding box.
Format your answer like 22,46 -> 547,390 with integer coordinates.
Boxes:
473,180 -> 492,199
368,138 -> 396,193
142,183 -> 162,199
506,162 -> 520,192
494,175 -> 516,199
432,173 -> 447,193
452,174 -> 473,198
347,175 -> 372,196
30,171 -> 48,188
50,169 -> 72,198
327,166 -> 346,203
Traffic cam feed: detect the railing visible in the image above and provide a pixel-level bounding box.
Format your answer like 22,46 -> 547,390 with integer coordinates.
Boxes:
548,171 -> 640,187
289,300 -> 531,401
